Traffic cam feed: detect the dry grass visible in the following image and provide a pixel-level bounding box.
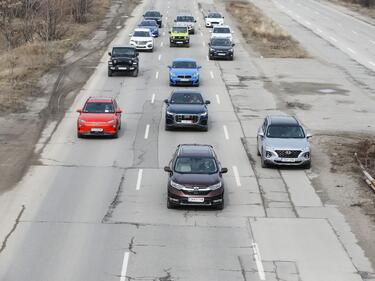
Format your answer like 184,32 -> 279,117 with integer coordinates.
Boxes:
326,0 -> 375,19
225,1 -> 308,58
0,0 -> 110,114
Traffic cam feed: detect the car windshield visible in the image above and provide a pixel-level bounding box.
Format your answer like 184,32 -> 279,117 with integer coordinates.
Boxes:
144,11 -> 160,17
112,47 -> 135,57
170,92 -> 203,104
214,27 -> 230,33
176,16 -> 194,22
83,102 -> 114,113
172,61 -> 197,68
211,38 -> 232,46
172,27 -> 187,33
208,13 -> 221,18
140,20 -> 157,27
174,157 -> 218,174
267,125 -> 305,139
133,31 -> 150,37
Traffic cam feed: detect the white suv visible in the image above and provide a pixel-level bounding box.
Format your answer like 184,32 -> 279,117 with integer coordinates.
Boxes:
205,12 -> 224,28
211,25 -> 233,41
129,28 -> 154,52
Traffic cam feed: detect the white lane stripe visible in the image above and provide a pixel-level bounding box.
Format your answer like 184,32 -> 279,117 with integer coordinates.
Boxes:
165,16 -> 168,21
162,31 -> 166,36
197,16 -> 199,20
151,94 -> 155,104
295,14 -> 301,19
216,94 -> 221,104
232,166 -> 241,187
347,47 -> 356,54
200,31 -> 204,37
158,54 -> 162,61
252,242 -> 265,280
223,125 -> 229,140
155,71 -> 159,79
314,11 -> 320,15
206,55 -> 209,61
144,124 -> 150,139
203,41 -> 206,47
369,61 -> 375,67
160,41 -> 163,47
329,36 -> 337,43
119,252 -> 130,281
136,169 -> 143,190
210,71 -> 214,79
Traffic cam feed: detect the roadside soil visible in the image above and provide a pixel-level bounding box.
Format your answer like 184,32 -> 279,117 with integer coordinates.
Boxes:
326,0 -> 375,20
0,0 -> 140,194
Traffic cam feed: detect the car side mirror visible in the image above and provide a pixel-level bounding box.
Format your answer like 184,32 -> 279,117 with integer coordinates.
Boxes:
129,32 -> 133,36
232,43 -> 235,47
164,99 -> 169,104
205,100 -> 211,104
168,65 -> 172,69
194,20 -> 197,22
258,131 -> 264,137
307,133 -> 312,139
204,16 -> 207,18
108,52 -> 111,56
174,19 -> 177,22
168,31 -> 171,34
220,168 -> 228,174
116,109 -> 122,113
136,52 -> 139,56
76,109 -> 82,113
208,42 -> 211,46
161,14 -> 163,17
198,66 -> 202,69
164,166 -> 172,173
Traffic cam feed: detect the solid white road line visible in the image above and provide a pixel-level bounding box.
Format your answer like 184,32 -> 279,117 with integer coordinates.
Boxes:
329,36 -> 337,43
119,252 -> 130,281
370,61 -> 375,67
347,47 -> 356,54
136,169 -> 143,190
210,71 -> 214,79
295,14 -> 301,19
158,54 -> 162,61
155,71 -> 159,79
151,94 -> 155,104
216,94 -> 221,104
232,166 -> 241,187
252,242 -> 265,280
223,125 -> 229,140
144,124 -> 150,139
160,41 -> 164,47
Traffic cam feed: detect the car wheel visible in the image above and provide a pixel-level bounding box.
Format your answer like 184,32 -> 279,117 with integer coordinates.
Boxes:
169,43 -> 173,47
108,69 -> 113,77
304,161 -> 311,169
132,68 -> 139,77
165,125 -> 172,131
113,130 -> 119,138
261,154 -> 269,168
77,132 -> 83,138
167,198 -> 175,209
257,144 -> 261,156
216,198 -> 224,210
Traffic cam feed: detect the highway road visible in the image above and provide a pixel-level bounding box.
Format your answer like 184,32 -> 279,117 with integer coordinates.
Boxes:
0,0 -> 374,280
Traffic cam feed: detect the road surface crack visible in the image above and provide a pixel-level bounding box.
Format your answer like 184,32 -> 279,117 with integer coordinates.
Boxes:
0,205 -> 25,254
102,175 -> 125,223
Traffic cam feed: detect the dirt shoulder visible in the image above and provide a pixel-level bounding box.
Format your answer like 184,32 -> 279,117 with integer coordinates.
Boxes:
325,0 -> 375,21
0,0 -> 140,194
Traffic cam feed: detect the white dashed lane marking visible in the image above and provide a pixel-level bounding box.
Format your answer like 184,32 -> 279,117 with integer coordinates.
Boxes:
223,125 -> 229,140
144,124 -> 150,139
136,169 -> 143,190
216,94 -> 221,104
119,252 -> 130,281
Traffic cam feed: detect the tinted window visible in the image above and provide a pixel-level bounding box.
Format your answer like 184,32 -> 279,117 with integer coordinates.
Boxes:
214,27 -> 230,33
266,125 -> 305,138
176,16 -> 194,22
140,20 -> 157,26
84,102 -> 114,113
170,92 -> 203,104
174,157 -> 218,174
144,11 -> 160,17
172,27 -> 188,33
208,13 -> 222,18
211,38 -> 232,46
172,61 -> 197,68
112,47 -> 135,57
133,31 -> 150,37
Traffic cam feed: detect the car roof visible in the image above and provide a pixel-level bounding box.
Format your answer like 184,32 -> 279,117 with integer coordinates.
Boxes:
177,144 -> 214,157
176,14 -> 194,17
173,58 -> 196,62
87,97 -> 114,103
268,115 -> 299,126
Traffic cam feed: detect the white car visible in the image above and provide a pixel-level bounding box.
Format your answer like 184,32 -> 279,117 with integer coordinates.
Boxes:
211,25 -> 233,41
205,12 -> 224,28
175,14 -> 196,34
129,28 -> 154,51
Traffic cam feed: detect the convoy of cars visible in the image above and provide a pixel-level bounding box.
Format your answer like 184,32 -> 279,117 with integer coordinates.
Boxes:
78,9 -> 313,209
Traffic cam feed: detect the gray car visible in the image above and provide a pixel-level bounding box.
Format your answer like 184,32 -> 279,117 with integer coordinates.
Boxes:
257,115 -> 312,168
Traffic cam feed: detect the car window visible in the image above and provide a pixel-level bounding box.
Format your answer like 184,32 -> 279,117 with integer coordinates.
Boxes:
172,27 -> 188,33
211,38 -> 231,46
266,125 -> 305,139
176,16 -> 194,22
214,27 -> 230,33
144,11 -> 160,17
174,157 -> 218,174
172,61 -> 197,68
208,13 -> 222,18
133,31 -> 150,37
112,47 -> 135,57
84,102 -> 114,113
170,92 -> 203,104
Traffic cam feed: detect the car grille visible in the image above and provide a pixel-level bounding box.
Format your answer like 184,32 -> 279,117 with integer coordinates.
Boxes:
275,150 -> 302,158
174,36 -> 186,40
182,188 -> 211,196
177,75 -> 192,79
135,40 -> 148,45
211,21 -> 220,25
175,114 -> 199,123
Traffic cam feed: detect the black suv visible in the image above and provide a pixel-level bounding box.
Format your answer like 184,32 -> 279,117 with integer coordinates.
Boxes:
208,38 -> 235,60
143,10 -> 163,27
164,144 -> 228,210
164,91 -> 210,131
108,46 -> 139,77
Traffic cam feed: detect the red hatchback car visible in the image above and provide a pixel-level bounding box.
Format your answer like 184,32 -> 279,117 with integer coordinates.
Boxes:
77,97 -> 122,138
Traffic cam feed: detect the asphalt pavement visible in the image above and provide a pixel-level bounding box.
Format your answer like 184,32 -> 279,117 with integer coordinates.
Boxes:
0,0 -> 374,280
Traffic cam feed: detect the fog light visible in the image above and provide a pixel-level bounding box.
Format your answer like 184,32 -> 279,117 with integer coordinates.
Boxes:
265,151 -> 272,158
303,152 -> 310,159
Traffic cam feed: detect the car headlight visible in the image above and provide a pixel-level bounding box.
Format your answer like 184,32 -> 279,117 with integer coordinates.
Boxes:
265,150 -> 273,158
107,119 -> 116,124
229,48 -> 233,52
200,112 -> 207,117
170,72 -> 177,77
209,182 -> 222,190
113,60 -> 117,64
303,152 -> 311,159
132,61 -> 138,65
166,111 -> 174,116
170,180 -> 184,190
192,72 -> 199,77
209,48 -> 215,52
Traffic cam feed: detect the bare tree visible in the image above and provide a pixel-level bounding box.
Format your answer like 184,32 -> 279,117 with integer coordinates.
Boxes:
71,0 -> 93,23
0,0 -> 22,48
36,0 -> 66,41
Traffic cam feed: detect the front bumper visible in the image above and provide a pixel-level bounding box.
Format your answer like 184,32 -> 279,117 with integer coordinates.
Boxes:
165,113 -> 208,129
108,65 -> 137,72
205,21 -> 223,27
263,151 -> 311,166
78,123 -> 118,136
130,42 -> 153,50
170,38 -> 189,45
169,75 -> 199,86
168,186 -> 224,207
209,50 -> 233,59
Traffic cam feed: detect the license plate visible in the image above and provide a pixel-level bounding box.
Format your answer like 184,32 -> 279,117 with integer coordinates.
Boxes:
176,41 -> 183,44
180,78 -> 189,82
118,67 -> 127,70
91,128 -> 103,132
180,120 -> 192,124
218,53 -> 226,56
281,158 -> 296,162
188,198 -> 204,203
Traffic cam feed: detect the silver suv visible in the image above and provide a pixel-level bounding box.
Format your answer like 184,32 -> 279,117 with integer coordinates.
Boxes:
257,115 -> 312,168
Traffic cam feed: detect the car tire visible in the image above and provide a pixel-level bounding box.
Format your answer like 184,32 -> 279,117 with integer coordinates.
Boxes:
216,198 -> 224,210
108,69 -> 113,77
132,68 -> 139,77
165,125 -> 172,131
261,155 -> 269,168
170,43 -> 173,47
113,130 -> 119,138
304,161 -> 311,169
257,144 -> 261,156
201,126 -> 208,132
77,132 -> 83,138
167,198 -> 175,209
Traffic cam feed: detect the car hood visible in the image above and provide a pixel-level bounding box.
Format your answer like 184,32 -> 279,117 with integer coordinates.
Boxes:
170,68 -> 199,75
131,36 -> 153,41
264,138 -> 309,150
206,18 -> 223,21
212,34 -> 232,39
170,32 -> 188,36
172,173 -> 220,187
176,22 -> 193,26
167,104 -> 206,114
111,56 -> 135,61
79,113 -> 116,122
